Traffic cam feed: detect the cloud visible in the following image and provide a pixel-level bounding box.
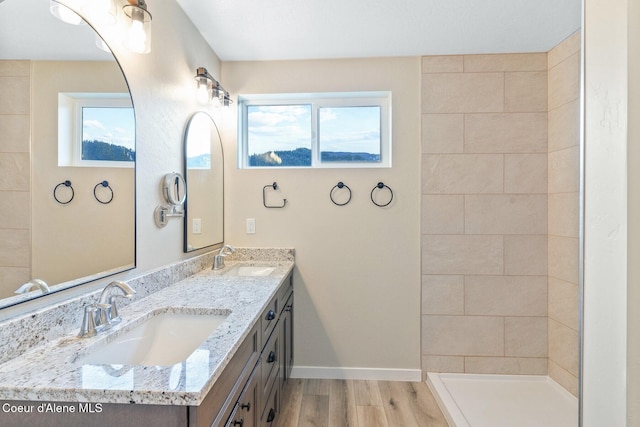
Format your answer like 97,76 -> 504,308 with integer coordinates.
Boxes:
83,119 -> 106,131
248,105 -> 310,127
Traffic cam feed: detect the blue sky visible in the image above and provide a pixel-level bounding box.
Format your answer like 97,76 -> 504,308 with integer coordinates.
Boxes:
319,106 -> 380,154
82,107 -> 135,150
247,105 -> 312,154
247,104 -> 381,155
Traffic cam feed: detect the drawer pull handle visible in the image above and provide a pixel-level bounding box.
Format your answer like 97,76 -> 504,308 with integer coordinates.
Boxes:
232,419 -> 244,427
284,305 -> 292,312
266,310 -> 276,321
267,351 -> 276,363
267,408 -> 275,423
241,402 -> 251,411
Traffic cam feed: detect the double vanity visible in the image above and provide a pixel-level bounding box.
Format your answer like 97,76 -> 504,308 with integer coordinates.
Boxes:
0,248 -> 294,427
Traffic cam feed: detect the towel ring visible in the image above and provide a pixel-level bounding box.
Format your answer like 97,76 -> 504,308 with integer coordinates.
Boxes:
93,180 -> 114,204
53,180 -> 74,205
263,182 -> 287,208
330,182 -> 352,206
370,182 -> 393,207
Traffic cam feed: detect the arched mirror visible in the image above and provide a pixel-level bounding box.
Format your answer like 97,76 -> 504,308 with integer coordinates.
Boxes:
0,0 -> 135,308
183,112 -> 224,252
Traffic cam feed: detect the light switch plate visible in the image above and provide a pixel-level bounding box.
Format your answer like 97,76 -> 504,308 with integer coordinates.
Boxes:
192,218 -> 202,234
246,218 -> 256,234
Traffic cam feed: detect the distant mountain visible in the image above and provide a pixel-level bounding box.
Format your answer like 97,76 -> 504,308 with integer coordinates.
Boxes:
187,154 -> 211,168
249,147 -> 311,166
82,140 -> 135,162
321,151 -> 380,162
249,147 -> 379,166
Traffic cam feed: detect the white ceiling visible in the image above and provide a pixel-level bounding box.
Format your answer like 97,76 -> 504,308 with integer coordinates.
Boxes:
0,0 -> 582,62
0,0 -> 113,60
176,0 -> 582,62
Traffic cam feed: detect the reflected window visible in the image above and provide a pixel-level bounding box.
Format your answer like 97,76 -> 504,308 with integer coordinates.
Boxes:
81,107 -> 135,162
81,365 -> 134,390
58,93 -> 135,168
185,349 -> 210,391
186,116 -> 213,169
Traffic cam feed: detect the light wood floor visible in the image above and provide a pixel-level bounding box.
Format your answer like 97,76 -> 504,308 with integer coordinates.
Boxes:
277,379 -> 449,427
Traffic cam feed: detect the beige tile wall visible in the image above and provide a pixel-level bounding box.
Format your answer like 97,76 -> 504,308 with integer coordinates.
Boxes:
420,32 -> 582,397
547,31 -> 581,396
421,52 -> 549,377
0,61 -> 31,298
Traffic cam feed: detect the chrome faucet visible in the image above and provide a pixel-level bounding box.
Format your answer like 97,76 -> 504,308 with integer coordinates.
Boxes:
79,281 -> 135,338
14,279 -> 50,295
213,245 -> 235,270
98,281 -> 136,326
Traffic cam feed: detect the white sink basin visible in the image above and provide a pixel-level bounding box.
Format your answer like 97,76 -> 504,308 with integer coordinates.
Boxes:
224,265 -> 276,277
81,309 -> 230,366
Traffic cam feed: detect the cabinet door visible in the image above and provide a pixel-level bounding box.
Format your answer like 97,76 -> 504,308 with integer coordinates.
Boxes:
280,292 -> 294,388
259,381 -> 279,427
226,365 -> 259,427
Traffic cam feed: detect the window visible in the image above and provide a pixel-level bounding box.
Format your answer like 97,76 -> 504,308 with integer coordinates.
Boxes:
238,92 -> 391,168
58,93 -> 135,167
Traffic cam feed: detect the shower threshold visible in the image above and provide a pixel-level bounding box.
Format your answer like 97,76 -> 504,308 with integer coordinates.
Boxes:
427,372 -> 578,427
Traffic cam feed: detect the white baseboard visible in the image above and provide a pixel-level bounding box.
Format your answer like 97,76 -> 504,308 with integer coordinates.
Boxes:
290,366 -> 422,382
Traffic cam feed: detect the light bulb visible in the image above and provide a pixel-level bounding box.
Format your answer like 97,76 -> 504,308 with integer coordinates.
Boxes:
83,0 -> 116,25
196,81 -> 212,104
50,1 -> 83,25
126,18 -> 147,54
95,35 -> 111,53
96,0 -> 111,14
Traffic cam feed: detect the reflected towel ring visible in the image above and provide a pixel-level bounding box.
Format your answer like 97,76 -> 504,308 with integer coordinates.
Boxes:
330,182 -> 352,206
370,182 -> 393,207
94,180 -> 114,204
53,180 -> 74,205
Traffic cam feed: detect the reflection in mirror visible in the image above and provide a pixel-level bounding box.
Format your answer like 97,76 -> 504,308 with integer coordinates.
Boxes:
163,172 -> 187,207
0,0 -> 135,308
184,112 -> 224,252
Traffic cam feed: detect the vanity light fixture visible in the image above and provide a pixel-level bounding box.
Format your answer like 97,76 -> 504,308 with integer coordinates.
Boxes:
82,0 -> 117,25
195,67 -> 233,107
95,34 -> 112,53
50,0 -> 84,25
122,0 -> 152,54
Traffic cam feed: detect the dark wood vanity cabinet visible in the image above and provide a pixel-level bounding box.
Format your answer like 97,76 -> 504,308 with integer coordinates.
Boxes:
225,365 -> 259,427
208,272 -> 294,427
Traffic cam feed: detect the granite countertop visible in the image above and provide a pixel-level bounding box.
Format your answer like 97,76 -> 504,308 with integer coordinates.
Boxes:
0,260 -> 294,406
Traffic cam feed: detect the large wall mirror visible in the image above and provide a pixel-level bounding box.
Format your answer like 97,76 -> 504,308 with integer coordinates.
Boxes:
0,0 -> 135,309
183,112 -> 223,252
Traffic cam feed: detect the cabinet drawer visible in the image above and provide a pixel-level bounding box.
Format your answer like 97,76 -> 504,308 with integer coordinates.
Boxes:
259,375 -> 279,427
225,363 -> 259,427
260,296 -> 279,347
190,325 -> 258,427
277,276 -> 292,315
260,329 -> 279,402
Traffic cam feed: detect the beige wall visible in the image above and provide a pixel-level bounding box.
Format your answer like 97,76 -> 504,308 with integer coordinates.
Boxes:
0,61 -> 31,299
547,31 -> 581,396
629,0 -> 640,423
583,0 -> 628,423
31,61 -> 134,286
221,57 -> 422,378
421,53 -> 549,377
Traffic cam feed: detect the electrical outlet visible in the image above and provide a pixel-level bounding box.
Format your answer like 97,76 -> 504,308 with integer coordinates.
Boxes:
192,218 -> 202,234
246,218 -> 256,234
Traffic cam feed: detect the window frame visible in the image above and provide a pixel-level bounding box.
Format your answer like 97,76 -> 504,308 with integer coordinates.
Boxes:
58,92 -> 134,168
237,91 -> 392,169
